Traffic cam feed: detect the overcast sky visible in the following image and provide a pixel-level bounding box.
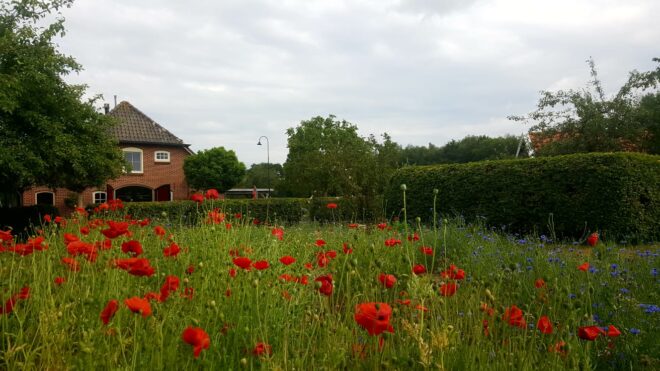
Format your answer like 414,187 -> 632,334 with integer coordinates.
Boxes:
55,0 -> 659,165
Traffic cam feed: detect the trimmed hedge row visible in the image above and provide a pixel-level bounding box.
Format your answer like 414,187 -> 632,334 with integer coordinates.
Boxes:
116,196 -> 384,226
0,205 -> 59,238
385,153 -> 660,241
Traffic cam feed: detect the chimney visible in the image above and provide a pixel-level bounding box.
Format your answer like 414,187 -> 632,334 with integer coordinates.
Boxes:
103,103 -> 110,114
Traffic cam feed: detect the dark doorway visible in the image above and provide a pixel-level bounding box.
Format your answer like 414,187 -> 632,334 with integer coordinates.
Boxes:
115,186 -> 152,202
107,184 -> 114,201
36,192 -> 54,205
155,184 -> 171,202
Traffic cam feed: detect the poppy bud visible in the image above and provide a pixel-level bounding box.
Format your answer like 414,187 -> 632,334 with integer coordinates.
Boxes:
400,184 -> 407,191
240,358 -> 248,367
198,262 -> 204,268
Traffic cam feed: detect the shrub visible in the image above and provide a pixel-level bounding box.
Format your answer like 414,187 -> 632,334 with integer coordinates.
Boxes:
385,153 -> 660,241
115,197 -> 384,226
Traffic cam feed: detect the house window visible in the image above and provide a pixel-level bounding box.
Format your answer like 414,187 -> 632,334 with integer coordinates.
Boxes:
154,151 -> 170,163
123,148 -> 143,173
93,191 -> 107,204
36,192 -> 54,205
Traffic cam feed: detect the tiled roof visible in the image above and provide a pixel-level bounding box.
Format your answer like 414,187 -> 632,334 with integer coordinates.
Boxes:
108,101 -> 189,147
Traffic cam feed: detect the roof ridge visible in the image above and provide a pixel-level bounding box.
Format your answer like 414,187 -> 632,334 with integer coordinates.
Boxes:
108,101 -> 187,146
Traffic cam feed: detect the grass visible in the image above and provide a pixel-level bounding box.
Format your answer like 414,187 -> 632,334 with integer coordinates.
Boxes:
0,209 -> 658,370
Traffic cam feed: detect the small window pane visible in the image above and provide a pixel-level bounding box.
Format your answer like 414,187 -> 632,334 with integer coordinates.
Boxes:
94,192 -> 107,204
124,151 -> 142,172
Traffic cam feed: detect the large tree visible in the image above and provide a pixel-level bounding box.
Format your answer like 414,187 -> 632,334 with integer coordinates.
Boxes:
0,0 -> 125,194
510,58 -> 660,156
183,147 -> 246,192
281,115 -> 390,197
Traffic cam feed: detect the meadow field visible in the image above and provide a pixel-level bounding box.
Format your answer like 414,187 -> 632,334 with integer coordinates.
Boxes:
0,203 -> 658,370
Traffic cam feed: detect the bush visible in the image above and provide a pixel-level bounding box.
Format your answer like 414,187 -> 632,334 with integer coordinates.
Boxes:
114,197 -> 384,226
385,153 -> 660,242
0,205 -> 59,238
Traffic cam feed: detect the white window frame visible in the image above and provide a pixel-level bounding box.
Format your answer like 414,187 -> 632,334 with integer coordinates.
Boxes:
122,147 -> 143,174
35,191 -> 55,205
92,191 -> 107,204
154,150 -> 171,163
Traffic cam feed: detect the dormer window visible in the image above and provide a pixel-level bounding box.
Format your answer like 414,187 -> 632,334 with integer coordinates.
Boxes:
123,147 -> 143,173
155,151 -> 171,163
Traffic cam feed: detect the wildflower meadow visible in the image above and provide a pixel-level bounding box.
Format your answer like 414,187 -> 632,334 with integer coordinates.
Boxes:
1,198 -> 658,370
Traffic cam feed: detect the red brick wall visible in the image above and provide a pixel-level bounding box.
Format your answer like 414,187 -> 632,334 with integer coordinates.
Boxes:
22,144 -> 191,213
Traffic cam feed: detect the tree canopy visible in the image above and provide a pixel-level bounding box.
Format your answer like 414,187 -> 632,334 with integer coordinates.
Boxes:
400,135 -> 528,165
510,58 -> 660,156
0,0 -> 125,193
281,115 -> 393,197
183,147 -> 246,192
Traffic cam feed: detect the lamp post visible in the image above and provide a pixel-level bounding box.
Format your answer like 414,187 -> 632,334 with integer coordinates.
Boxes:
257,136 -> 270,198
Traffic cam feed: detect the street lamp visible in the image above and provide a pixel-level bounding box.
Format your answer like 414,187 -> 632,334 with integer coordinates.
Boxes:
257,136 -> 270,198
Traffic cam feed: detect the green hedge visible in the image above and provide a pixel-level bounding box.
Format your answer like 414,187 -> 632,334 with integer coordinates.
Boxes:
384,153 -> 660,241
0,205 -> 59,238
113,196 -> 384,226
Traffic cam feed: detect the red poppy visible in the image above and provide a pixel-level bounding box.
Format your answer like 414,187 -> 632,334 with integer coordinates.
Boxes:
279,256 -> 296,265
181,287 -> 194,301
271,228 -> 284,240
586,232 -> 599,247
229,268 -> 237,278
154,226 -> 166,237
79,226 -> 90,235
378,273 -> 397,288
326,203 -> 338,209
354,302 -> 395,336
549,341 -> 568,356
160,275 -> 180,302
113,258 -> 155,277
0,229 -> 12,244
54,276 -> 66,286
315,239 -> 326,247
578,326 -> 604,341
420,246 -> 433,255
480,302 -> 495,317
502,305 -> 526,328
377,223 -> 387,230
407,233 -> 420,241
348,223 -> 359,229
138,218 -> 150,227
412,264 -> 427,275
315,274 -> 333,296
101,221 -> 130,239
0,287 -> 30,315
100,299 -> 119,325
342,243 -> 353,254
63,233 -> 79,243
384,238 -> 401,247
144,292 -> 161,302
304,263 -> 313,270
182,326 -> 211,358
61,257 -> 80,272
440,265 -> 465,280
537,316 -> 553,334
163,242 -> 181,258
606,325 -> 621,338
54,216 -> 65,225
67,241 -> 98,262
206,209 -> 225,224
252,342 -> 272,356
578,262 -> 590,272
253,260 -> 269,270
43,214 -> 52,223
186,265 -> 195,275
205,189 -> 220,199
121,240 -> 143,257
534,278 -> 546,288
190,193 -> 204,203
233,257 -> 252,270
125,297 -> 152,317
439,282 -> 457,297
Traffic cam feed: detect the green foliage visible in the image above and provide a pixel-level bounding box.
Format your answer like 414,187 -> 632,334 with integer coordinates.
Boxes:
281,115 -> 396,197
183,147 -> 246,192
236,162 -> 283,190
401,135 -> 529,165
511,58 -> 660,156
0,204 -> 58,238
385,153 -> 660,241
0,0 -> 125,193
116,197 -> 384,226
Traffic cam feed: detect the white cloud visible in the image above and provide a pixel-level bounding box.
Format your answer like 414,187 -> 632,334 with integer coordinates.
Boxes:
53,0 -> 659,165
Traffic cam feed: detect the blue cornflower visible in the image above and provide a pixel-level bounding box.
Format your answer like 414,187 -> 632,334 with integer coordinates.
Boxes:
610,264 -> 618,270
630,328 -> 640,335
526,266 -> 533,271
620,288 -> 630,294
589,266 -> 599,274
568,293 -> 577,299
652,268 -> 658,277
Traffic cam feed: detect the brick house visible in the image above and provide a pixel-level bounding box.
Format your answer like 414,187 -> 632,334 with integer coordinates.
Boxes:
23,101 -> 193,212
